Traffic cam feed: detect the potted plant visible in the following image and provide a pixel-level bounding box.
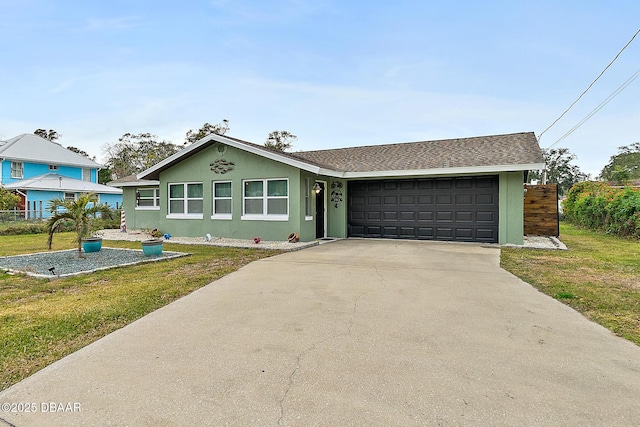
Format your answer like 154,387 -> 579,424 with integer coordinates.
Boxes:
46,192 -> 113,257
142,228 -> 164,256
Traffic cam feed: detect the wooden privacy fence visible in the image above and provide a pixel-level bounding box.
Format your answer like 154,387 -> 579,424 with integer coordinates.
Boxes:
524,184 -> 559,236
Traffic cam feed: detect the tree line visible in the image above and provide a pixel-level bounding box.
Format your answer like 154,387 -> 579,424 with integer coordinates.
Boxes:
34,122 -> 298,183
26,127 -> 640,192
529,144 -> 640,195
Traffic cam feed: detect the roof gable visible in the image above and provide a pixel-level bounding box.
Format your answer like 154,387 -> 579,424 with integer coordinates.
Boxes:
138,134 -> 326,180
0,134 -> 102,168
131,131 -> 544,183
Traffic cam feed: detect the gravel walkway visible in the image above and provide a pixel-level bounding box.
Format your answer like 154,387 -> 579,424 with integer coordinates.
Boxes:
97,229 -> 320,251
99,230 -> 565,250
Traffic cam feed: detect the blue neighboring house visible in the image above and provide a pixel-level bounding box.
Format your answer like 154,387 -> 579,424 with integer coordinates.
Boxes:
0,133 -> 122,218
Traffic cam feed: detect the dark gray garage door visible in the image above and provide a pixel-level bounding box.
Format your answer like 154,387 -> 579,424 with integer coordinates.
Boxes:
348,176 -> 499,242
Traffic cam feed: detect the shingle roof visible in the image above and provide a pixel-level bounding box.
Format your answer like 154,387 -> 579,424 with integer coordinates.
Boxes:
122,131 -> 543,185
0,134 -> 102,168
291,132 -> 543,172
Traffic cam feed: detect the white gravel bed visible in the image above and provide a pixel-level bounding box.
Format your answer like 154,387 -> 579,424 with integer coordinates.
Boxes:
0,248 -> 188,279
99,230 -> 565,250
98,229 -> 319,251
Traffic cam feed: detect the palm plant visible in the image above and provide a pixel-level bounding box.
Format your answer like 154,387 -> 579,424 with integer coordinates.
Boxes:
46,192 -> 112,257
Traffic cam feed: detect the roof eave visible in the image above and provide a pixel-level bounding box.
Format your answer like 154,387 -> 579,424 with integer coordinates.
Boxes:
341,163 -> 546,179
109,180 -> 160,188
137,134 -> 324,179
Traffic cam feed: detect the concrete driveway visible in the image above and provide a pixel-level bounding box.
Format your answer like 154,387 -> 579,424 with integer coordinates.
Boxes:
1,239 -> 639,426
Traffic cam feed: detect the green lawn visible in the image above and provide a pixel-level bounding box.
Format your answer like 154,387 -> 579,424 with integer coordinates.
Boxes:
0,233 -> 280,391
501,222 -> 640,345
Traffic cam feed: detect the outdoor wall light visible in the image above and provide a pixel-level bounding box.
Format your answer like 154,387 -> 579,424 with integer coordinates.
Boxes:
313,183 -> 322,194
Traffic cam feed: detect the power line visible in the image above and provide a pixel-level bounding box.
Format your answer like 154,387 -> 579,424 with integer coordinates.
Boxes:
538,28 -> 640,141
548,67 -> 640,148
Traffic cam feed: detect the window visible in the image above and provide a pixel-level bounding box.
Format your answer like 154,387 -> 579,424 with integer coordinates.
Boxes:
212,181 -> 232,219
10,162 -> 23,179
82,169 -> 92,182
64,192 -> 75,201
242,179 -> 288,220
304,177 -> 312,220
136,187 -> 160,209
168,183 -> 203,218
49,164 -> 58,171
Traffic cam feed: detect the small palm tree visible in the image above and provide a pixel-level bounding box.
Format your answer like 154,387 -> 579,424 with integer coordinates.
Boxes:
46,192 -> 112,257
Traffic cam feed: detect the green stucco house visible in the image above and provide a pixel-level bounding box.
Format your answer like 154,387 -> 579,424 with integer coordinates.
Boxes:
110,132 -> 544,245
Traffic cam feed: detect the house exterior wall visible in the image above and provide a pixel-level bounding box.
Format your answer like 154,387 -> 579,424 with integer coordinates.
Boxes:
1,160 -> 11,184
0,161 -> 97,184
125,144 -> 313,241
499,171 -> 525,245
97,193 -> 122,209
118,145 -> 527,244
326,178 -> 347,238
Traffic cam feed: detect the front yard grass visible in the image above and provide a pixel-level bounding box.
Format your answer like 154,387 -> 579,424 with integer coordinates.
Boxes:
0,233 -> 281,391
501,222 -> 640,346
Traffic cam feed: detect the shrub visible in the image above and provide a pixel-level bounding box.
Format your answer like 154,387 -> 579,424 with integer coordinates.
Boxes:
563,182 -> 640,238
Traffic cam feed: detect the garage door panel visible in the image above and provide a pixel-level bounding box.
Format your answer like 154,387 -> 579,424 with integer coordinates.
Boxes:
436,179 -> 453,189
456,211 -> 473,222
456,178 -> 473,188
418,195 -> 434,205
436,194 -> 452,205
418,211 -> 434,221
418,227 -> 434,238
400,211 -> 416,221
456,194 -> 473,205
348,176 -> 498,242
436,211 -> 453,222
455,228 -> 473,239
383,196 -> 397,205
383,211 -> 398,221
400,227 -> 416,237
477,211 -> 496,223
367,211 -> 381,220
436,227 -> 454,239
476,194 -> 495,205
418,180 -> 434,189
400,195 -> 415,205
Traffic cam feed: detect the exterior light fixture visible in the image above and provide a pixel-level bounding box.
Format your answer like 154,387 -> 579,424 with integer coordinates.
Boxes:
313,183 -> 322,194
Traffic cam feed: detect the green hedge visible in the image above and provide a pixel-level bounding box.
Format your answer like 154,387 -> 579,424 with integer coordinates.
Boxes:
0,217 -> 121,236
563,181 -> 640,238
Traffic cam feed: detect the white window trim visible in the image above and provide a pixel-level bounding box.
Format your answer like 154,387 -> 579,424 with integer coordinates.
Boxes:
135,187 -> 160,211
166,182 -> 204,219
10,162 -> 23,179
49,164 -> 58,171
304,177 -> 312,220
241,178 -> 289,221
211,180 -> 232,220
82,168 -> 92,182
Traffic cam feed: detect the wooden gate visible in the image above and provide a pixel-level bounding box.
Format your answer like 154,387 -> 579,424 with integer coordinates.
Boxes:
524,184 -> 559,236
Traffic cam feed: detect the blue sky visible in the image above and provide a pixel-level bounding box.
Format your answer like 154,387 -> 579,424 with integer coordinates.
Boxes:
1,1 -> 638,177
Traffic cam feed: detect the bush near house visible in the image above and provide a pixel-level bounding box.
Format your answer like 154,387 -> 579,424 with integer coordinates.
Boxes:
563,181 -> 640,238
0,215 -> 120,236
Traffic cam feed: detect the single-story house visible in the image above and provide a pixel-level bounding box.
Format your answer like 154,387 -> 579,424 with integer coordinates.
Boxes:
110,131 -> 544,245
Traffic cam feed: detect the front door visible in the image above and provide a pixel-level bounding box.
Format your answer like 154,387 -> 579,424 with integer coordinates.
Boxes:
315,181 -> 325,238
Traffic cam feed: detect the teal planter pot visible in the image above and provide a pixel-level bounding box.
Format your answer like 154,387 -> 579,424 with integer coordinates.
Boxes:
142,239 -> 163,256
81,237 -> 103,253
